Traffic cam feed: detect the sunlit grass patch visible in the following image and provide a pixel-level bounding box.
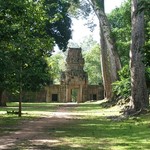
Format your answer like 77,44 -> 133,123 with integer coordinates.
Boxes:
53,120 -> 150,149
0,102 -> 59,115
0,102 -> 60,136
73,101 -> 121,117
0,101 -> 150,149
46,108 -> 150,150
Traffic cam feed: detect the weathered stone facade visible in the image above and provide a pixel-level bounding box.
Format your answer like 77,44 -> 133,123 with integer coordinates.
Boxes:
46,48 -> 104,103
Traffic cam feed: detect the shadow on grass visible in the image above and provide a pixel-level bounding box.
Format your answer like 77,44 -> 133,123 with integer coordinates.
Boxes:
1,102 -> 150,150
46,117 -> 150,150
12,115 -> 150,150
99,100 -> 118,108
0,102 -> 59,112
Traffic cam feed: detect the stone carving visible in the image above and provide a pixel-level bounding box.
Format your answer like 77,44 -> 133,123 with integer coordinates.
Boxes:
61,48 -> 88,87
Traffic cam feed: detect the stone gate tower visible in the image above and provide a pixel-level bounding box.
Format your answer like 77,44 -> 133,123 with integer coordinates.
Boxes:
61,48 -> 88,102
46,47 -> 104,103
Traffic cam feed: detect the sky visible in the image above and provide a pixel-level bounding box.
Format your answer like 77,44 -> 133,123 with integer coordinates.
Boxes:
71,0 -> 126,44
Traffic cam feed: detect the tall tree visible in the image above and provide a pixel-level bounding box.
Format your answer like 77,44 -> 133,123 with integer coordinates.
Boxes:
108,0 -> 131,66
88,0 -> 121,99
130,0 -> 149,111
0,0 -> 53,107
69,0 -> 121,99
0,0 -> 72,108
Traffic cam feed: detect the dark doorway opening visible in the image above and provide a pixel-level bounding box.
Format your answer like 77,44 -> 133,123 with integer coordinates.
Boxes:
93,94 -> 97,100
90,94 -> 97,100
52,94 -> 58,102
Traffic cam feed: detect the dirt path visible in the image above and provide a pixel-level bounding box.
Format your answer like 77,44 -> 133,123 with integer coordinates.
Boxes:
0,104 -> 78,150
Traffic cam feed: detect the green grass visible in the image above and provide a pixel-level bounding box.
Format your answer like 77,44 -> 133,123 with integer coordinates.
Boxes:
43,102 -> 150,150
73,103 -> 103,111
0,114 -> 38,136
49,115 -> 150,150
0,101 -> 150,150
0,102 -> 59,136
0,102 -> 59,112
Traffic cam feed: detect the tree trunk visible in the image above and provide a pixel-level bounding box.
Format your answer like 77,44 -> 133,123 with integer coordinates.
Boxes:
0,89 -> 7,107
18,65 -> 23,117
99,22 -> 112,99
90,0 -> 121,99
98,7 -> 121,83
130,0 -> 149,111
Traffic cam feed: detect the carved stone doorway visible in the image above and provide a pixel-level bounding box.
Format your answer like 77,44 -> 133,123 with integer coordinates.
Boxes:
71,88 -> 79,102
60,48 -> 88,103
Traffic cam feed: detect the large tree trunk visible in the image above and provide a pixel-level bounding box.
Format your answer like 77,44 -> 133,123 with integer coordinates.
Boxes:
99,22 -> 112,99
97,6 -> 121,83
0,89 -> 7,107
90,0 -> 121,99
130,0 -> 149,111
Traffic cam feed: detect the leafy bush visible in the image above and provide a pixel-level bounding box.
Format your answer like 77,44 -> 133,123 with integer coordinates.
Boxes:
145,67 -> 150,93
112,65 -> 131,99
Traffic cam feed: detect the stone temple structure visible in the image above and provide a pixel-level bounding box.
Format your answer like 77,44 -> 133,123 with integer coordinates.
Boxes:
46,47 -> 104,103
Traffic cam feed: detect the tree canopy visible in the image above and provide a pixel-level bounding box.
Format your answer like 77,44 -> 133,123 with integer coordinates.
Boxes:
45,0 -> 72,51
0,0 -> 72,106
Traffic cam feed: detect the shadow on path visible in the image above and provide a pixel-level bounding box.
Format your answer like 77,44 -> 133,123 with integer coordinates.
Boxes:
0,103 -> 79,150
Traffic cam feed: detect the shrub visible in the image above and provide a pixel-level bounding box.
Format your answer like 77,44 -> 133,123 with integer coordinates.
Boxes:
112,65 -> 131,99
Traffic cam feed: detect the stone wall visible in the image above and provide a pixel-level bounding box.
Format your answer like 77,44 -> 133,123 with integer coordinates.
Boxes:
3,89 -> 46,103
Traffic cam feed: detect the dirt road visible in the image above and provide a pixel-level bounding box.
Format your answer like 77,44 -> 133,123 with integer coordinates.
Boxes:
0,104 -> 78,150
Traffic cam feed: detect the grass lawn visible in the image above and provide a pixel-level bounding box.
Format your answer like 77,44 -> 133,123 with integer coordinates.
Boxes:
51,103 -> 150,150
0,102 -> 59,113
0,101 -> 150,150
50,116 -> 150,150
0,102 -> 58,136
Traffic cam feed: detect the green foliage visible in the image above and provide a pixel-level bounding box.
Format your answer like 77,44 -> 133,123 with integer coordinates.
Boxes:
83,43 -> 102,85
45,0 -> 72,51
138,0 -> 150,13
0,0 -> 72,103
108,0 -> 150,67
144,18 -> 150,66
47,52 -> 65,84
112,65 -> 131,99
108,0 -> 131,66
107,0 -> 150,101
79,35 -> 97,51
146,67 -> 150,90
71,89 -> 78,102
0,0 -> 53,95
